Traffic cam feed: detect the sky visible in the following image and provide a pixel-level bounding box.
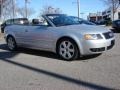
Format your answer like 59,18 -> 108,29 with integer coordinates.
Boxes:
17,0 -> 107,19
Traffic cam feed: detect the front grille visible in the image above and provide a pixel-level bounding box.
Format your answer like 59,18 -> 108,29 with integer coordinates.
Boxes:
103,32 -> 114,39
90,47 -> 105,52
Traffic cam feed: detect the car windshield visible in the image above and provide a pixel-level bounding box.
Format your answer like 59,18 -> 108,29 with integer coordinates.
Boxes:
69,16 -> 95,25
46,14 -> 79,26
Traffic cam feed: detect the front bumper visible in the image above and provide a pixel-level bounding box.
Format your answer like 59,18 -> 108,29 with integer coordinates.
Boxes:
80,38 -> 115,55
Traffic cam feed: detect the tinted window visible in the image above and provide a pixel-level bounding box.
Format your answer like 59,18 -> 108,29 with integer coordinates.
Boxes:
14,18 -> 29,25
39,17 -> 49,26
6,20 -> 13,24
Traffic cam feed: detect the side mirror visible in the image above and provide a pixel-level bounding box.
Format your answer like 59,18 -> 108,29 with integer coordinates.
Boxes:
32,19 -> 40,25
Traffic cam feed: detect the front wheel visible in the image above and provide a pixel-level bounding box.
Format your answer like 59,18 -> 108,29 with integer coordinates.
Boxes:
7,36 -> 17,51
57,39 -> 79,61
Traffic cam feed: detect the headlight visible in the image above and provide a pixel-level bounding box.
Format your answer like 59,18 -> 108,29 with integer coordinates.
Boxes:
84,34 -> 103,40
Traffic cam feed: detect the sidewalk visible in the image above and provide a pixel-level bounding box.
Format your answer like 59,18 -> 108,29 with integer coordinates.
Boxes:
0,33 -> 3,39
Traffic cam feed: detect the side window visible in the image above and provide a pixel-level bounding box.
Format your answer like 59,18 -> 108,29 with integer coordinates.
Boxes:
31,17 -> 49,26
14,19 -> 20,24
14,19 -> 29,25
6,20 -> 12,25
39,17 -> 49,26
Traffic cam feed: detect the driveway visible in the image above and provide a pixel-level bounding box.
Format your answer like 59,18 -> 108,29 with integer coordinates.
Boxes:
0,33 -> 120,90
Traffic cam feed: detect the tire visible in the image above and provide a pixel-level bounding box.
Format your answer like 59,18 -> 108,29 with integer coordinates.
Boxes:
7,36 -> 17,51
1,28 -> 4,33
57,38 -> 79,61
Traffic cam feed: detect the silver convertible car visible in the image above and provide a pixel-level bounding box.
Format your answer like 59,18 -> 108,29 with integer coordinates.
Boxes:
4,14 -> 115,60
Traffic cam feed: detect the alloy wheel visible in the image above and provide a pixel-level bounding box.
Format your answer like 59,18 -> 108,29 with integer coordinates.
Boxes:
7,37 -> 16,51
59,40 -> 75,60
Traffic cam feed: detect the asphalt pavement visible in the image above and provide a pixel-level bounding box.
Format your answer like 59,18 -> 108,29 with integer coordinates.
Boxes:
0,33 -> 120,90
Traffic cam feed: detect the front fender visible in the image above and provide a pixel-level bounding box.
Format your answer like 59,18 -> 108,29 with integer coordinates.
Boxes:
56,33 -> 84,55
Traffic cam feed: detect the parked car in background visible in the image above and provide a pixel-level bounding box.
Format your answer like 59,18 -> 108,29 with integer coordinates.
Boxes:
94,18 -> 112,26
1,18 -> 29,33
95,20 -> 107,25
112,20 -> 120,30
4,14 -> 115,60
69,16 -> 95,25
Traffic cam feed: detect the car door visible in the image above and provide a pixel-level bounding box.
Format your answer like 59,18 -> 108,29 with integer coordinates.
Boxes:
22,25 -> 55,50
12,24 -> 27,44
15,17 -> 56,50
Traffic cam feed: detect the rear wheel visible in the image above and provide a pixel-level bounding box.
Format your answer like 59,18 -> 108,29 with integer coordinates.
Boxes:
57,38 -> 79,61
7,36 -> 17,51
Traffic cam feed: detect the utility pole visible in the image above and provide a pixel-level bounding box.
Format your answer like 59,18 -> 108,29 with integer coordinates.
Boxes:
77,0 -> 80,18
12,0 -> 15,18
25,0 -> 28,18
73,0 -> 80,19
112,0 -> 114,21
0,0 -> 3,19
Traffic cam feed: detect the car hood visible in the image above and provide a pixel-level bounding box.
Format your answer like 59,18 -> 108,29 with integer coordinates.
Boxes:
55,24 -> 111,34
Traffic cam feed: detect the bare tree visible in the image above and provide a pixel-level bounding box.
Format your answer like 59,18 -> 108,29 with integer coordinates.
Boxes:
0,0 -> 35,21
17,0 -> 35,18
0,0 -> 18,21
17,7 -> 35,18
39,5 -> 62,16
101,0 -> 120,20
